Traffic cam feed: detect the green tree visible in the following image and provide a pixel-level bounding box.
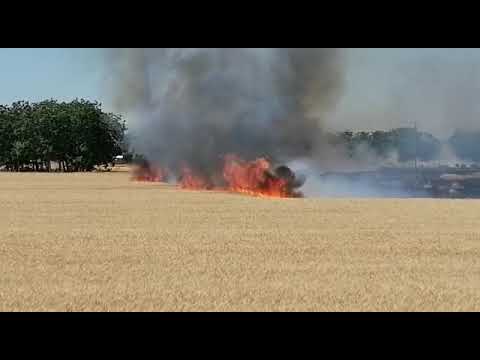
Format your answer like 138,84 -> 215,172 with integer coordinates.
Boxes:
0,99 -> 126,172
449,130 -> 480,162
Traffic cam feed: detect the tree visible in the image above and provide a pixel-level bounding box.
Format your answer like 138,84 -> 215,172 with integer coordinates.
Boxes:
449,130 -> 480,162
0,99 -> 126,172
323,128 -> 442,163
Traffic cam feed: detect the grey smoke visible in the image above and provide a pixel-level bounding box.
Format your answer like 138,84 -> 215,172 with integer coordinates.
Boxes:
106,48 -> 344,178
327,48 -> 480,139
105,48 -> 480,197
287,158 -> 412,198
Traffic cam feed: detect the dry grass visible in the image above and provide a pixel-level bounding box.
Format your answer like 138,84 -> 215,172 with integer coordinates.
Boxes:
1,172 -> 480,311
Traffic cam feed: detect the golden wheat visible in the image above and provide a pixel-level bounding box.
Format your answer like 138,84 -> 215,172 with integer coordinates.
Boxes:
1,172 -> 480,311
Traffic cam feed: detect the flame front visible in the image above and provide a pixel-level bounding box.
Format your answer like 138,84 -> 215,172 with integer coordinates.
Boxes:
132,163 -> 168,182
132,154 -> 302,198
179,165 -> 212,190
222,154 -> 291,198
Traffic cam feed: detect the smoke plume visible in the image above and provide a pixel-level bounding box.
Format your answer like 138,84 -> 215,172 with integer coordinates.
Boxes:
106,48 -> 344,179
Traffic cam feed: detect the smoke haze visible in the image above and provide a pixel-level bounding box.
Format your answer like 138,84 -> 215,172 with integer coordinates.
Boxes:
327,48 -> 480,138
106,48 -> 344,177
105,48 -> 480,197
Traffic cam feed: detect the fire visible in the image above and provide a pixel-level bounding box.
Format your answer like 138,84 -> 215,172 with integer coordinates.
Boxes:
131,161 -> 168,182
222,154 -> 291,197
179,165 -> 212,190
132,154 -> 303,198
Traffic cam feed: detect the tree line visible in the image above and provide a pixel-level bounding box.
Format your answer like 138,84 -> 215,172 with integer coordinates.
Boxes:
0,99 -> 126,172
1,98 -> 479,173
326,128 -> 441,162
327,128 -> 480,163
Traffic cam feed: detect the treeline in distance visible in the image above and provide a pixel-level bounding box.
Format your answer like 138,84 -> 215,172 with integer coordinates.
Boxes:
0,99 -> 126,172
325,128 -> 480,163
1,98 -> 479,173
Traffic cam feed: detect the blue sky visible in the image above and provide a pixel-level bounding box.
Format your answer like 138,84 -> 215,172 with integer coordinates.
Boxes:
0,48 -> 106,107
2,48 -> 480,137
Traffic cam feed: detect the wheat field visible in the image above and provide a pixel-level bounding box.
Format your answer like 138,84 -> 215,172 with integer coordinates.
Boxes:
1,171 -> 480,311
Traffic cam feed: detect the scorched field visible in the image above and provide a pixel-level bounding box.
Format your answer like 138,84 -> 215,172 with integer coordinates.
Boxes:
1,171 -> 480,311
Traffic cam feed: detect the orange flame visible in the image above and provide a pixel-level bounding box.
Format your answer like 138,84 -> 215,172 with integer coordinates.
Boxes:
222,154 -> 290,197
132,154 -> 301,198
179,165 -> 211,190
131,164 -> 168,182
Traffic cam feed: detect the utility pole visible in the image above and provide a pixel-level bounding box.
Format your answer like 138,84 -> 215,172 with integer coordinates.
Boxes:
414,121 -> 421,189
414,121 -> 418,173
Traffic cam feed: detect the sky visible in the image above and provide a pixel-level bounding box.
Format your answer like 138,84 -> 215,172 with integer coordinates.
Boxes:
0,48 -> 107,107
2,48 -> 480,138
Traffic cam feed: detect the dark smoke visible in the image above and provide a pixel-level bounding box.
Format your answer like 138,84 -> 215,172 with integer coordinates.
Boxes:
106,48 -> 344,179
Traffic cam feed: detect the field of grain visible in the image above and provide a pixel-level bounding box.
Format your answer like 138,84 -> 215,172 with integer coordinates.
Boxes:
1,172 -> 480,311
